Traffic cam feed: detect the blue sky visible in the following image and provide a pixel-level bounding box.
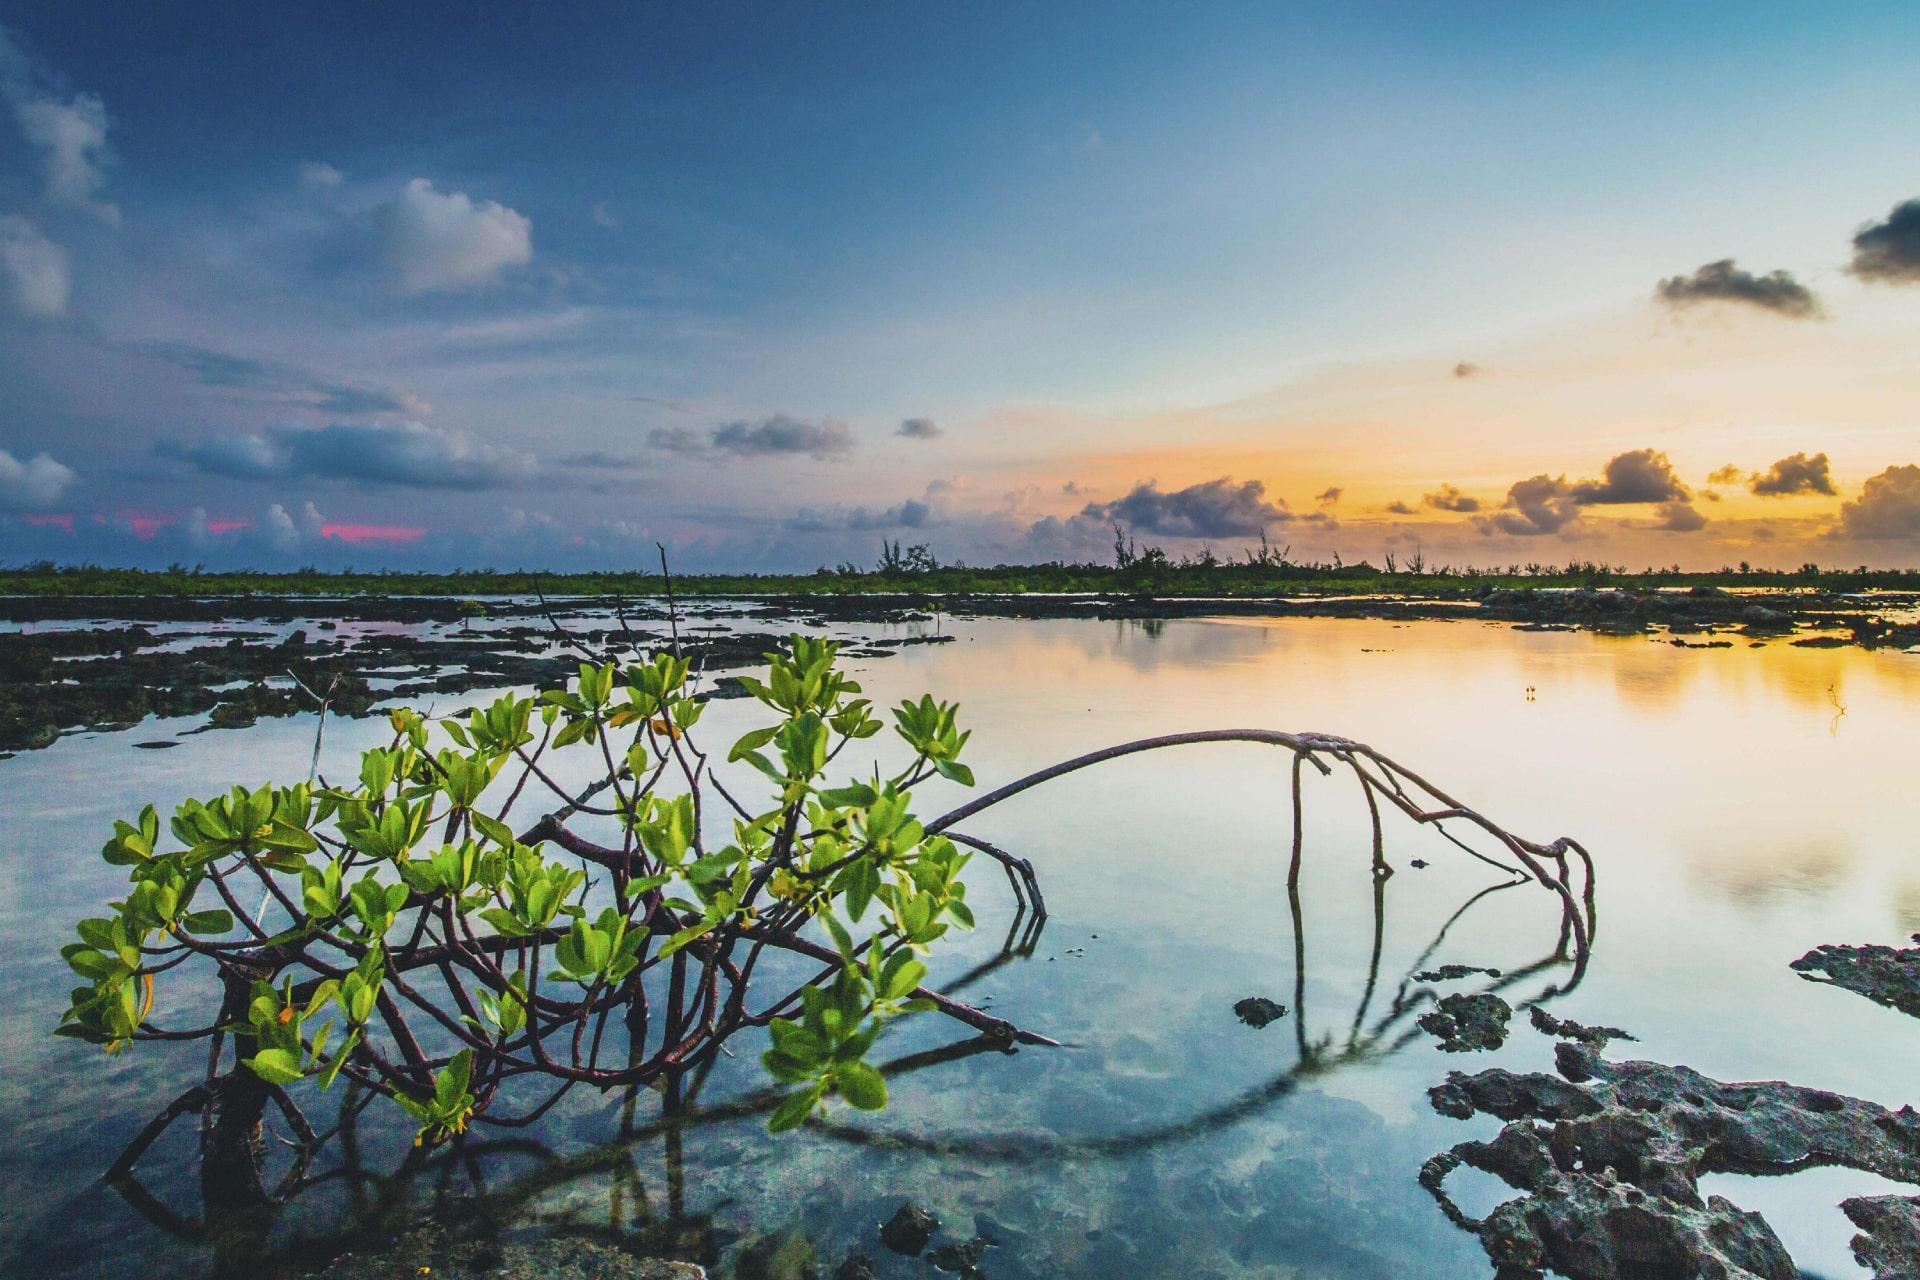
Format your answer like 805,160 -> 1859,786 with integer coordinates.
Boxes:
4,2 -> 1920,570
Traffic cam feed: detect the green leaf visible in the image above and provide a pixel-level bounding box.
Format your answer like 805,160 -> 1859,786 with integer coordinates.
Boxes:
767,1087 -> 820,1133
244,1047 -> 305,1086
836,1059 -> 888,1110
182,908 -> 234,935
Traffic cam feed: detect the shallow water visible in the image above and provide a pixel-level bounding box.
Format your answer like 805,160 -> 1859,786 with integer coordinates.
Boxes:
2,613 -> 1916,1278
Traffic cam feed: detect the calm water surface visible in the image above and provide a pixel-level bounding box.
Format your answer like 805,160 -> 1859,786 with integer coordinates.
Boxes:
1,614 -> 1917,1278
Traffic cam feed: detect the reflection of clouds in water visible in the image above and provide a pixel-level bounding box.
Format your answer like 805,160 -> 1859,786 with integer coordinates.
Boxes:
1685,837 -> 1853,908
1894,882 -> 1920,934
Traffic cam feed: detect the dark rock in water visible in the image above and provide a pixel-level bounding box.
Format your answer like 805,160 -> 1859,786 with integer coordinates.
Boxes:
1423,1038 -> 1920,1280
313,1224 -> 706,1278
1792,935 -> 1920,1019
879,1202 -> 940,1256
1414,964 -> 1501,982
1844,1195 -> 1920,1280
834,1253 -> 878,1280
1528,1005 -> 1635,1048
1233,996 -> 1287,1027
928,1237 -> 991,1276
132,739 -> 178,749
1418,992 -> 1511,1052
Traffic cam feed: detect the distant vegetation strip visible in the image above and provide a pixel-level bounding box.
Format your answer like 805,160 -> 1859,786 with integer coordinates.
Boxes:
4,557 -> 1919,598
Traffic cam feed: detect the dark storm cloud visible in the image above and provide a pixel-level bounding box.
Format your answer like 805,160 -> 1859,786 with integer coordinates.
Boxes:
1422,484 -> 1480,513
163,421 -> 536,490
1836,464 -> 1920,539
1079,477 -> 1290,538
1849,198 -> 1920,284
896,416 -> 942,440
1750,451 -> 1836,497
1569,449 -> 1689,505
1654,259 -> 1822,318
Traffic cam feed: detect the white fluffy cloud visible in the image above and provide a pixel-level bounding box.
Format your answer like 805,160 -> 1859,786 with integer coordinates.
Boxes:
0,447 -> 75,510
0,26 -> 119,224
372,178 -> 533,293
0,214 -> 68,317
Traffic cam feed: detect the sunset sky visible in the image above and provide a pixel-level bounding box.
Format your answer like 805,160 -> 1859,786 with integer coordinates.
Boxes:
3,2 -> 1919,571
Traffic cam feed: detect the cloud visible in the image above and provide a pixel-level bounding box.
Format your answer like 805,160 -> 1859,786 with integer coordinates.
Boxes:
555,450 -> 650,472
1651,501 -> 1707,532
1315,486 -> 1343,505
125,340 -> 428,416
646,426 -> 708,455
1654,259 -> 1821,319
1569,448 -> 1689,505
165,421 -> 537,490
0,447 -> 75,510
1452,362 -> 1482,379
0,214 -> 68,317
299,160 -> 344,190
1750,451 -> 1836,497
897,416 -> 942,440
1383,500 -> 1415,515
1836,464 -> 1920,540
1849,198 -> 1920,284
1707,464 -> 1744,486
371,178 -> 533,293
590,201 -> 620,230
1480,474 -> 1580,536
1422,484 -> 1480,513
0,26 -> 119,224
715,414 -> 854,460
1079,476 -> 1290,538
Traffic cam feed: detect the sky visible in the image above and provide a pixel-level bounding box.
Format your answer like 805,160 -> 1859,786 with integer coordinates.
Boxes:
3,1 -> 1920,573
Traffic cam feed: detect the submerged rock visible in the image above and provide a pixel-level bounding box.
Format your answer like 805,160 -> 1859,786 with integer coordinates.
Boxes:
879,1202 -> 940,1256
1792,935 -> 1920,1019
1423,1037 -> 1920,1280
1233,996 -> 1287,1028
928,1236 -> 992,1276
1417,992 -> 1511,1052
313,1225 -> 705,1279
833,1254 -> 878,1280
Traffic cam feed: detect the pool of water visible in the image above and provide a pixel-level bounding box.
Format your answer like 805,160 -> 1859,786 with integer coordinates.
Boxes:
1,613 -> 1916,1278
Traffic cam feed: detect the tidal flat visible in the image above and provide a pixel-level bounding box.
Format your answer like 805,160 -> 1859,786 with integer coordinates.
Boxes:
2,602 -> 1917,1278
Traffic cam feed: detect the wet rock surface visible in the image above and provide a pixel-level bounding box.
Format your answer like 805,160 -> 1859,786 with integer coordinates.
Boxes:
1233,996 -> 1287,1028
0,598 -> 909,753
1417,992 -> 1512,1052
1527,1005 -> 1636,1048
1792,935 -> 1920,1020
1422,1029 -> 1920,1279
879,1202 -> 940,1256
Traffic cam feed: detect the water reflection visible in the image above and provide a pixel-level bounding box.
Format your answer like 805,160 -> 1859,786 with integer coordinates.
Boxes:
5,613 -> 1919,1278
100,831 -> 1592,1277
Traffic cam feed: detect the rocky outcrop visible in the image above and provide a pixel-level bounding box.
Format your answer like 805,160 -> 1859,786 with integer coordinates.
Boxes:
1421,1030 -> 1920,1279
1793,935 -> 1920,1020
1418,992 -> 1512,1053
